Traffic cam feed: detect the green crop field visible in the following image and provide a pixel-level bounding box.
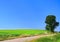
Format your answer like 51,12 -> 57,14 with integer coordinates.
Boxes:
0,29 -> 46,41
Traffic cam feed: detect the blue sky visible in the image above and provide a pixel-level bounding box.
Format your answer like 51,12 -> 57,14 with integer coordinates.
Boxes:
0,0 -> 60,31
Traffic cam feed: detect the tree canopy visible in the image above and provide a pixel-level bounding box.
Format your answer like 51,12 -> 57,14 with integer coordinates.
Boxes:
45,15 -> 59,32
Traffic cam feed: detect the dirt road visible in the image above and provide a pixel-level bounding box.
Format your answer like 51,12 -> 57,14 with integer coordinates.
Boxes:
0,34 -> 56,42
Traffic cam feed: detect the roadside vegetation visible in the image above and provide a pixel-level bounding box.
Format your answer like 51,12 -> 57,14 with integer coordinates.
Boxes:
31,33 -> 60,42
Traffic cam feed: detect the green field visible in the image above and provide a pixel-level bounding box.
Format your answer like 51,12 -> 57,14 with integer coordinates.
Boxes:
32,33 -> 60,42
0,29 -> 46,41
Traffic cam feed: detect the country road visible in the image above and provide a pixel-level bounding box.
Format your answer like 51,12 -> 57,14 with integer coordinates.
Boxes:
0,34 -> 56,42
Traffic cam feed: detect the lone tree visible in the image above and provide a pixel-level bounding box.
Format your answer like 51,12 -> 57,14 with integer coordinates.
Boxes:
45,15 -> 59,32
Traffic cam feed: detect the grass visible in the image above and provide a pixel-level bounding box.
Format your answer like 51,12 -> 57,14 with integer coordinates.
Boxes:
31,33 -> 60,42
0,29 -> 45,41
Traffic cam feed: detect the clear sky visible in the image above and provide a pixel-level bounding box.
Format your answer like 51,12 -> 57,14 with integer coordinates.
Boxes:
0,0 -> 60,31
